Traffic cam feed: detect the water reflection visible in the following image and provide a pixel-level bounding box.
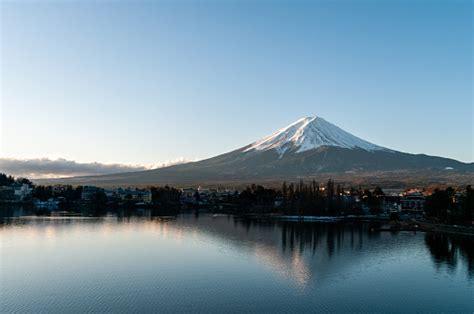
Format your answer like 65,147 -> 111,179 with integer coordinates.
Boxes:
1,212 -> 473,312
2,212 -> 473,283
424,233 -> 473,278
228,218 -> 474,283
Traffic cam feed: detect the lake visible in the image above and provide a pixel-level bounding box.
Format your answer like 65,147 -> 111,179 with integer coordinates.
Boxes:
1,213 -> 473,313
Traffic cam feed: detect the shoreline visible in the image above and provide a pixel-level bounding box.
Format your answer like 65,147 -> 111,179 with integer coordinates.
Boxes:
234,213 -> 474,236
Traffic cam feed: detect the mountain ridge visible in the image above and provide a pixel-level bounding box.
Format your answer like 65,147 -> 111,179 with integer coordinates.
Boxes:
37,116 -> 473,187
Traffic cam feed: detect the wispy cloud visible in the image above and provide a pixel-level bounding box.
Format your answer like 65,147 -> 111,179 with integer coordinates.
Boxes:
146,157 -> 194,170
0,157 -> 192,179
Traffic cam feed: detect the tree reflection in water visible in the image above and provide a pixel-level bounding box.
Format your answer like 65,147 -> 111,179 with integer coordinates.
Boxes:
234,218 -> 473,280
2,210 -> 473,281
424,233 -> 473,278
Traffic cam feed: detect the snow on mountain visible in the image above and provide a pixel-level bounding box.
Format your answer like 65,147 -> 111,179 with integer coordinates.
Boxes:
41,115 -> 473,187
244,116 -> 387,156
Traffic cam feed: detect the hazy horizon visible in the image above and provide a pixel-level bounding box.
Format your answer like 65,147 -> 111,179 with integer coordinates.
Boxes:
1,113 -> 473,179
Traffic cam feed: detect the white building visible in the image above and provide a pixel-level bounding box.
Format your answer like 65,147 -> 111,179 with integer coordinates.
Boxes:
14,184 -> 33,200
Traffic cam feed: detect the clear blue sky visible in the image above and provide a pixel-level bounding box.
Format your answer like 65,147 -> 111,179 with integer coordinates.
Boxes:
1,0 -> 472,165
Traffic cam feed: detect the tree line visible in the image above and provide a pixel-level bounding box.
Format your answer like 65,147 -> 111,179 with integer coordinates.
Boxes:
425,186 -> 473,225
236,180 -> 385,216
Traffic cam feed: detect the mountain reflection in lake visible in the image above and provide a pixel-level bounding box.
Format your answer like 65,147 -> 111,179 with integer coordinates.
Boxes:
1,213 -> 473,313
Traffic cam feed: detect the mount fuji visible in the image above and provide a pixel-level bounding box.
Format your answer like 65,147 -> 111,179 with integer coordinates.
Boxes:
43,116 -> 473,187
243,116 -> 388,156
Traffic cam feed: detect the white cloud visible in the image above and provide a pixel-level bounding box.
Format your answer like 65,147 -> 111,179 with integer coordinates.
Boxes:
146,157 -> 194,169
0,157 -> 192,179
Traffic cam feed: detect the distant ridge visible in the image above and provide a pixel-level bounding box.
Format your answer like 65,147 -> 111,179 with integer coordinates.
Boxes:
40,116 -> 474,187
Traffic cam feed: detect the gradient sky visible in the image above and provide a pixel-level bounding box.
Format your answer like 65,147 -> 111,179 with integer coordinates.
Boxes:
1,0 -> 472,166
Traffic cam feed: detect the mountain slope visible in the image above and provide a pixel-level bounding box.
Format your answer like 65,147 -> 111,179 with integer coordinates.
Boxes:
41,116 -> 473,186
244,116 -> 387,155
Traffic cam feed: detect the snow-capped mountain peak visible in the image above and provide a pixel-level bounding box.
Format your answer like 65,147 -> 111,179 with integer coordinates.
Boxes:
244,116 -> 386,156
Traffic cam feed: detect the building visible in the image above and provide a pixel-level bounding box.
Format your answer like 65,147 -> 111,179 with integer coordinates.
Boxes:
401,191 -> 425,211
81,186 -> 101,201
381,195 -> 401,213
141,191 -> 152,203
181,188 -> 196,196
118,188 -> 152,204
13,183 -> 33,200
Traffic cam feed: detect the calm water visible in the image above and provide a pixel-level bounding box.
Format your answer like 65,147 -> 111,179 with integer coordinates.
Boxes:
1,213 -> 473,313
